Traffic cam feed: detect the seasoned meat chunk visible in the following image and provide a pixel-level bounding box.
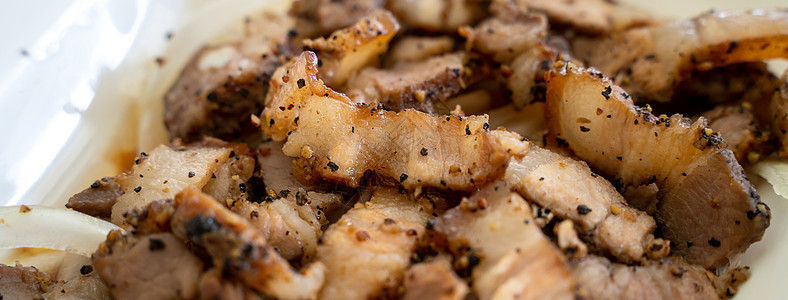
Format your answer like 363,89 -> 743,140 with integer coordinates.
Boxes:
291,0 -> 385,35
317,188 -> 428,299
164,12 -> 294,142
402,255 -> 469,300
0,264 -> 51,300
387,0 -> 487,32
385,36 -> 456,66
93,232 -> 204,300
67,176 -> 124,220
544,64 -> 770,270
770,69 -> 788,158
434,181 -> 576,300
701,104 -> 766,163
573,9 -> 788,102
514,0 -> 652,34
505,145 -> 667,262
259,51 -> 529,191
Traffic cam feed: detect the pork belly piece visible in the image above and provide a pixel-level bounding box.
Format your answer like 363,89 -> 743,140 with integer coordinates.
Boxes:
544,64 -> 770,270
571,255 -> 724,300
385,36 -> 456,66
164,12 -> 296,142
316,187 -> 428,299
109,140 -> 251,226
67,176 -> 124,220
434,181 -> 576,300
403,255 -> 469,300
303,10 -> 400,87
505,145 -> 668,263
573,9 -> 788,102
387,0 -> 487,33
514,0 -> 652,34
259,51 -> 529,191
93,232 -> 204,300
701,104 -> 766,163
345,52 -> 486,112
170,187 -> 326,300
770,69 -> 788,158
0,264 -> 52,299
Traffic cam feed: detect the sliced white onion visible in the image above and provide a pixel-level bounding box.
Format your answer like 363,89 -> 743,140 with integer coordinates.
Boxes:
0,206 -> 121,257
752,159 -> 788,199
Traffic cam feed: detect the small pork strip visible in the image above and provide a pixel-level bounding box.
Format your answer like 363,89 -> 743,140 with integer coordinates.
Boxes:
303,10 -> 400,87
317,187 -> 429,299
345,52 -> 485,112
387,0 -> 487,33
544,64 -> 770,270
402,255 -> 469,300
574,9 -> 788,102
505,145 -> 668,263
571,255 -> 722,300
171,187 -> 326,300
259,51 -> 528,191
514,0 -> 652,34
434,181 -> 576,300
701,104 -> 765,163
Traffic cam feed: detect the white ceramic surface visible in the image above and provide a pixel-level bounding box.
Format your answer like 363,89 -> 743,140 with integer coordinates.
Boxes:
0,0 -> 785,298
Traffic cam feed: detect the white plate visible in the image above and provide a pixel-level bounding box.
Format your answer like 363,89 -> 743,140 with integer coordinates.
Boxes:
0,0 -> 785,298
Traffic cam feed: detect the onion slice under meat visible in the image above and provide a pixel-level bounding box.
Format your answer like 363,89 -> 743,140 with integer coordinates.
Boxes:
0,205 -> 121,257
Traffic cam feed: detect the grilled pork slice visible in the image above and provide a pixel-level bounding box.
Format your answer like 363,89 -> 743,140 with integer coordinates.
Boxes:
170,187 -> 326,299
770,69 -> 788,158
164,12 -> 295,142
434,181 -> 576,300
0,264 -> 52,299
385,36 -> 456,67
574,9 -> 788,102
403,255 -> 469,300
109,141 -> 251,226
571,255 -> 723,299
701,104 -> 766,163
260,51 -> 529,191
303,10 -> 400,87
317,187 -> 429,299
93,232 -> 205,300
505,146 -> 668,263
387,0 -> 487,33
67,176 -> 124,220
513,0 -> 652,34
345,52 -> 485,112
290,0 -> 385,35
544,64 -> 770,270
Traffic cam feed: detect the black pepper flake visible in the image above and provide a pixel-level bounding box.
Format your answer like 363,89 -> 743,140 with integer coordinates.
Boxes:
400,173 -> 408,182
465,125 -> 471,135
446,116 -> 450,121
206,92 -> 217,102
726,41 -> 739,54
149,238 -> 165,251
616,156 -> 623,161
279,106 -> 286,111
579,126 -> 590,132
420,148 -> 428,156
79,265 -> 93,275
229,151 -> 236,158
687,241 -> 693,248
351,126 -> 355,133
188,171 -> 195,178
133,186 -> 142,193
212,173 -> 216,179
288,29 -> 298,38
296,78 -> 306,88
90,181 -> 101,188
279,190 -> 290,198
601,85 -> 612,99
425,219 -> 435,230
708,237 -> 721,247
294,117 -> 299,124
269,118 -> 275,126
327,161 -> 339,172
239,183 -> 247,193
681,172 -> 687,176
577,204 -> 592,215
539,177 -> 544,181
264,195 -> 276,202
483,123 -> 489,130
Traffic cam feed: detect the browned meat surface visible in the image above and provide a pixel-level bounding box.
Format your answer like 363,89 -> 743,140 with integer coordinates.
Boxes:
93,232 -> 204,300
291,0 -> 385,35
197,269 -> 267,300
163,12 -> 296,142
345,52 -> 485,112
515,0 -> 652,34
770,69 -> 788,157
0,264 -> 51,300
701,104 -> 766,163
259,51 -> 529,191
303,10 -> 400,87
573,9 -> 788,102
387,0 -> 487,32
505,145 -> 668,263
170,187 -> 326,299
571,255 -> 722,299
544,64 -> 770,270
66,176 -> 124,220
385,36 -> 456,66
402,255 -> 469,300
110,141 -> 251,226
316,188 -> 428,299
434,181 -> 576,300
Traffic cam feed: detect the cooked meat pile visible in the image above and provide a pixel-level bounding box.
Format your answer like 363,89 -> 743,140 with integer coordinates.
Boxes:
7,0 -> 788,299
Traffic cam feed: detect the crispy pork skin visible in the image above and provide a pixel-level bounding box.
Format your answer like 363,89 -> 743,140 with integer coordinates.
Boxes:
544,64 -> 770,270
